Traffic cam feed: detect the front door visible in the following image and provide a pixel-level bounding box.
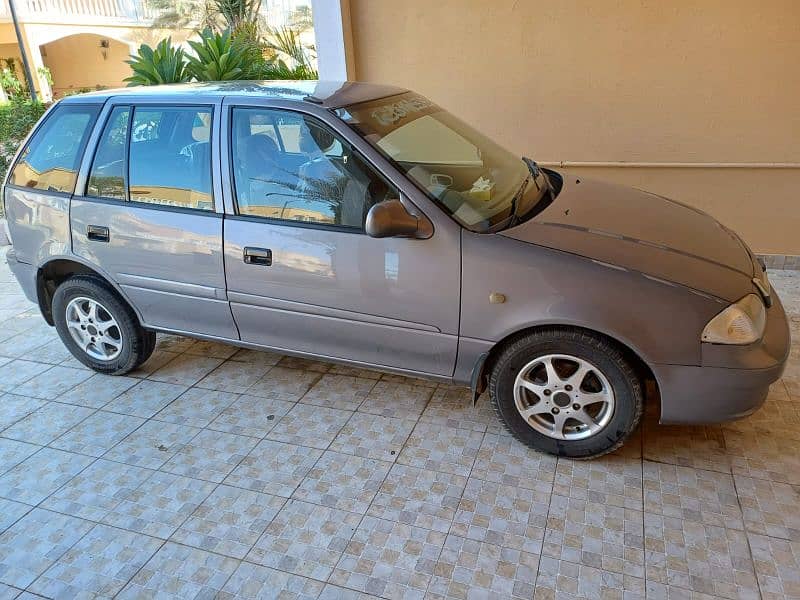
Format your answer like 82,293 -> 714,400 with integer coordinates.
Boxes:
221,104 -> 460,376
71,100 -> 237,339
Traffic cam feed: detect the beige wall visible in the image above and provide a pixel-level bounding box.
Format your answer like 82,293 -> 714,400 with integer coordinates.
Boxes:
0,43 -> 23,65
41,34 -> 131,96
349,0 -> 800,254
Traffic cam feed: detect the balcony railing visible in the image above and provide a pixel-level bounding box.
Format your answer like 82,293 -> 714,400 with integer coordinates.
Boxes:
0,0 -> 160,23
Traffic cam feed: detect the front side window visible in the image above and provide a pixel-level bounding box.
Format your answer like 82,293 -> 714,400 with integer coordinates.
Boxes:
9,104 -> 100,194
231,107 -> 394,229
128,106 -> 213,210
336,92 -> 535,231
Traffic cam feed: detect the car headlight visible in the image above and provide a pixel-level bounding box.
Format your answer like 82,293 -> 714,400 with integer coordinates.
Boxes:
701,294 -> 766,345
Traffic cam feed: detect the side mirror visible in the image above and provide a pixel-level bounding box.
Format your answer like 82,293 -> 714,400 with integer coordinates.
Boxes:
365,199 -> 433,239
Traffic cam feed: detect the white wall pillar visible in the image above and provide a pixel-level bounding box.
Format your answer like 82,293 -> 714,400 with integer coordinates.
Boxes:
20,25 -> 54,101
311,0 -> 354,81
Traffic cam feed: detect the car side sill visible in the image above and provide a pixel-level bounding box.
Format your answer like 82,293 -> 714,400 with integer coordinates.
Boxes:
145,325 -> 455,385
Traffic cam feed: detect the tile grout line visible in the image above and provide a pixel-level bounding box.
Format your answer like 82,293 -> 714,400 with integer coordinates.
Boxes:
14,452 -> 104,595
729,465 -> 765,600
5,379 -> 415,505
643,420 -> 772,599
530,454 -> 559,595
640,424 -> 647,597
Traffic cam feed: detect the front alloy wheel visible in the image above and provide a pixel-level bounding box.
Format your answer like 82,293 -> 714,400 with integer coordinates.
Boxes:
489,328 -> 643,458
514,354 -> 616,441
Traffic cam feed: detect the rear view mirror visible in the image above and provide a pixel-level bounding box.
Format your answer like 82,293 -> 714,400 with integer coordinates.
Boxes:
365,199 -> 432,239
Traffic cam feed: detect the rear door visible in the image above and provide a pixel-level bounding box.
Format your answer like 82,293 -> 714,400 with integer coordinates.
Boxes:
221,100 -> 461,376
71,97 -> 237,339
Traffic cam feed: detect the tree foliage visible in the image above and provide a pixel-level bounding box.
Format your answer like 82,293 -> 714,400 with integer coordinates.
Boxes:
264,26 -> 310,66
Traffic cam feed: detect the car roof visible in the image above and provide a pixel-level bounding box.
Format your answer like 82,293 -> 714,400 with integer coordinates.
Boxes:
61,80 -> 409,109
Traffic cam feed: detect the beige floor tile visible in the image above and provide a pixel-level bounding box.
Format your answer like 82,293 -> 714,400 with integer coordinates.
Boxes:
147,353 -> 224,386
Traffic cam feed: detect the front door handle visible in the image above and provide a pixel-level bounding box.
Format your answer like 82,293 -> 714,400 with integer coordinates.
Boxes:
243,247 -> 272,266
87,225 -> 109,242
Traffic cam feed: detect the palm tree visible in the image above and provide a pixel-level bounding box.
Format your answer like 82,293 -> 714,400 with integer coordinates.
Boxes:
148,0 -> 219,31
213,0 -> 262,33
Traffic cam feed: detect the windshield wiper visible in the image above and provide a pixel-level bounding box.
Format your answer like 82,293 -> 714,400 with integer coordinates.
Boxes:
507,173 -> 531,226
523,157 -> 543,191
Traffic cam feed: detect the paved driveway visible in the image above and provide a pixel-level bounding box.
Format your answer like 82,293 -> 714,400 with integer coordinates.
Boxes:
0,246 -> 799,599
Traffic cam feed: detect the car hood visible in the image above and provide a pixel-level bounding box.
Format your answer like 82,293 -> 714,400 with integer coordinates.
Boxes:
500,176 -> 755,302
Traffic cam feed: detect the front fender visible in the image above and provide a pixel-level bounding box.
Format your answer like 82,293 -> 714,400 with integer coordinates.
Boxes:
459,231 -> 727,369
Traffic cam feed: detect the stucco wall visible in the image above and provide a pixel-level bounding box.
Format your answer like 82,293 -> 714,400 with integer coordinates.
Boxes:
42,34 -> 131,96
349,0 -> 800,254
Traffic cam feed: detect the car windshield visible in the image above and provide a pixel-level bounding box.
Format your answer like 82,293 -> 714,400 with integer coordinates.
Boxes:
335,92 -> 531,231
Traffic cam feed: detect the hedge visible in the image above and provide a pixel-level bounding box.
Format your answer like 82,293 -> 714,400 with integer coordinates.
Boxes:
0,99 -> 47,214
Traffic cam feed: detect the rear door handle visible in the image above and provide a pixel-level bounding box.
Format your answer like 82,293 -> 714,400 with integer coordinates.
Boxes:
243,247 -> 272,266
87,225 -> 109,242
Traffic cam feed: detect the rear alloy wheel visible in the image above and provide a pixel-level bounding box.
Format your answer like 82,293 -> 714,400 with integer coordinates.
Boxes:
52,276 -> 155,375
64,297 -> 124,362
489,328 -> 643,458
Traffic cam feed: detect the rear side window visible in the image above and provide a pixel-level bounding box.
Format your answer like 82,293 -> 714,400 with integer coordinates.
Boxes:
9,104 -> 99,194
86,104 -> 214,211
128,106 -> 213,211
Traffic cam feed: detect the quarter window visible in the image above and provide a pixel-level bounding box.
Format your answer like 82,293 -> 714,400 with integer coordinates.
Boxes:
9,104 -> 99,194
87,106 -> 130,200
231,107 -> 393,229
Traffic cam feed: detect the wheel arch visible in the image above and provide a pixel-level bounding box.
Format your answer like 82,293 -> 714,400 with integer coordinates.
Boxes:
36,257 -> 140,326
473,323 -> 660,407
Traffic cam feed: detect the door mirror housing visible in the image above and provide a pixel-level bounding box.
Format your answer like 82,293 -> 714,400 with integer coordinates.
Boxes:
365,199 -> 433,239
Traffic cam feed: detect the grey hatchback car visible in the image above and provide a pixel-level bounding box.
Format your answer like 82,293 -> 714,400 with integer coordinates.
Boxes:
3,81 -> 790,458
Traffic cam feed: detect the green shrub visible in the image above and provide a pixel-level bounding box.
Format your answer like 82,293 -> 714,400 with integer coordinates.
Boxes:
128,20 -> 318,85
125,38 -> 191,86
186,28 -> 246,81
0,99 -> 46,215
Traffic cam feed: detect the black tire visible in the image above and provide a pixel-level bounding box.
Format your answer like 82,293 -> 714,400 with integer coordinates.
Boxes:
488,328 -> 643,459
136,328 -> 158,369
52,275 -> 156,375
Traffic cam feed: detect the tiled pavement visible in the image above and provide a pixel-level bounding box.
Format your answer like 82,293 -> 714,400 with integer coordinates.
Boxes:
1,246 -> 799,600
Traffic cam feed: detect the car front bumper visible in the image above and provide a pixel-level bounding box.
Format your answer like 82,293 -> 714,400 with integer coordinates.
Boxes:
655,286 -> 790,424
